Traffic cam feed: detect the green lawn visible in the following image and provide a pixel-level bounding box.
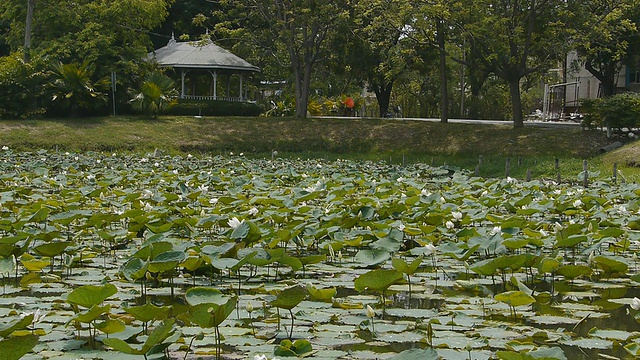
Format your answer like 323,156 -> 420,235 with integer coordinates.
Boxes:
0,115 -> 637,181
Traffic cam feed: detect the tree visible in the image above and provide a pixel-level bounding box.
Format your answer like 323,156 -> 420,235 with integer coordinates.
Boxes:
573,0 -> 640,97
451,0 -> 574,127
0,0 -> 172,78
214,1 -> 350,118
349,0 -> 416,117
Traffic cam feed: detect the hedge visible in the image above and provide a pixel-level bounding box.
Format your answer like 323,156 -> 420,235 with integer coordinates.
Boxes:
167,99 -> 263,117
582,93 -> 640,130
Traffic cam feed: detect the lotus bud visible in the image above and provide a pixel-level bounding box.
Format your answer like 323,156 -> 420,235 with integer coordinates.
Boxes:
553,222 -> 563,233
195,331 -> 204,340
246,301 -> 254,313
366,305 -> 375,319
632,297 -> 640,311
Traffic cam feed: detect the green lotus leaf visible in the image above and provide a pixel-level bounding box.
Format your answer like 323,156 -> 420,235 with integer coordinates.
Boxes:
354,269 -> 403,293
388,348 -> 439,360
33,241 -> 73,257
185,287 -> 228,306
122,258 -> 148,281
270,285 -> 307,310
124,303 -> 171,323
0,256 -> 15,275
94,318 -> 126,334
556,265 -> 592,280
592,255 -> 628,275
148,250 -> 186,273
306,284 -> 337,301
0,314 -> 34,337
67,283 -> 117,308
102,318 -> 177,355
495,291 -> 536,307
354,249 -> 390,266
0,334 -> 39,360
68,304 -> 111,324
392,255 -> 423,276
274,338 -> 313,357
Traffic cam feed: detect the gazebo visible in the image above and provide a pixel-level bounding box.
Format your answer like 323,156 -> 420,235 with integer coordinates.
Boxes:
149,35 -> 260,102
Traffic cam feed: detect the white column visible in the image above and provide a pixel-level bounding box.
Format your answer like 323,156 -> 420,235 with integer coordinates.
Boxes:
213,71 -> 218,100
239,74 -> 244,101
181,69 -> 186,98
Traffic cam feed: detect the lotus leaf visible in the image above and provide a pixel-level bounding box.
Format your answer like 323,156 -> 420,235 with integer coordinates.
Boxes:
354,269 -> 403,292
495,291 -> 536,307
273,338 -> 313,357
270,285 -> 307,310
0,313 -> 34,337
0,334 -> 39,360
66,283 -> 117,308
102,318 -> 178,356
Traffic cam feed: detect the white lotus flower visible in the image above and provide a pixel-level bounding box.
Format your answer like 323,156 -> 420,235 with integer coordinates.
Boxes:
141,189 -> 153,199
3,146 -> 11,150
254,355 -> 268,360
490,226 -> 501,235
198,184 -> 209,194
573,199 -> 583,208
366,305 -> 375,319
246,301 -> 254,313
445,220 -> 455,229
540,229 -> 548,237
187,154 -> 193,158
553,222 -> 563,233
424,243 -> 436,256
209,197 -> 219,205
439,196 -> 446,204
248,207 -> 259,216
452,211 -> 463,221
632,297 -> 640,311
421,189 -> 431,196
396,177 -> 405,183
228,217 -> 243,229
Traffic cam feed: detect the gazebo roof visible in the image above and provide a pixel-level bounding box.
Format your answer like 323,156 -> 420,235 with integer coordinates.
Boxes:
149,36 -> 260,72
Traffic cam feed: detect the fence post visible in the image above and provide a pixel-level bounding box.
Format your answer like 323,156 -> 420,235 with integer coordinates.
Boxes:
583,160 -> 588,187
526,169 -> 532,182
613,162 -> 618,183
505,157 -> 511,178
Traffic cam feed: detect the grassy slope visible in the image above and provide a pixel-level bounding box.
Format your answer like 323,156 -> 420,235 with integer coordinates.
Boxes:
0,116 -> 635,180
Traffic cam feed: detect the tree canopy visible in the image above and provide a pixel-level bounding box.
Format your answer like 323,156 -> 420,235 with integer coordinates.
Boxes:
0,0 -> 639,125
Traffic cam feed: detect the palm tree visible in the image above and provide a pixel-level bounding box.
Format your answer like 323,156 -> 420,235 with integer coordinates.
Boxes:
130,71 -> 178,118
48,61 -> 107,117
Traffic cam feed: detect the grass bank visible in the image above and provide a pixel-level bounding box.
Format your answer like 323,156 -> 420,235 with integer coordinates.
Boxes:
0,116 -> 636,181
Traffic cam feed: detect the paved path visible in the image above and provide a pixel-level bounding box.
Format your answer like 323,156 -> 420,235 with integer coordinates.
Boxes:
317,116 -> 583,129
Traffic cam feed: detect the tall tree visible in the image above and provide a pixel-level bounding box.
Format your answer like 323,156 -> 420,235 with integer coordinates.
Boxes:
23,0 -> 34,62
214,1 -> 350,118
452,0 -> 574,127
349,0 -> 415,117
573,0 -> 640,97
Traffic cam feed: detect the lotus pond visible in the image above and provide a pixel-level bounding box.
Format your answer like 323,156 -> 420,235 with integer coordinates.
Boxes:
2,149 -> 640,360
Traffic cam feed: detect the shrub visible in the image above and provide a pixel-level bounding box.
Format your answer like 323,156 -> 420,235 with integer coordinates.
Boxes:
582,93 -> 640,129
130,71 -> 178,118
0,55 -> 48,119
168,99 -> 262,117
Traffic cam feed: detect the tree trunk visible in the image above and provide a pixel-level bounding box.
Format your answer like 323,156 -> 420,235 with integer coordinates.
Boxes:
509,78 -> 524,128
585,61 -> 617,97
24,0 -> 35,63
437,19 -> 448,123
371,80 -> 393,117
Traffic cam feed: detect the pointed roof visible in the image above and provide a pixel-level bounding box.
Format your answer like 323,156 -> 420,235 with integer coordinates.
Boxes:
149,36 -> 259,72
